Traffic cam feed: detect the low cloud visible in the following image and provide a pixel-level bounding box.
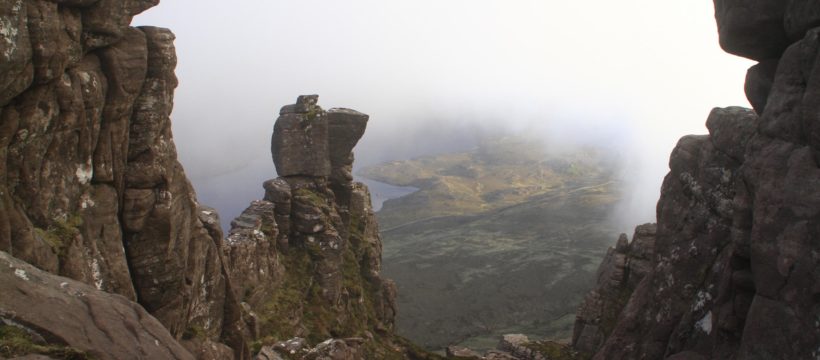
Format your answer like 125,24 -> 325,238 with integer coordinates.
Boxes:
134,0 -> 752,233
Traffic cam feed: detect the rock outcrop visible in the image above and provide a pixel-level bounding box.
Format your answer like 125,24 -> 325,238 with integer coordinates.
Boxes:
571,3 -> 820,359
0,7 -> 424,356
225,96 -> 420,359
572,224 -> 656,354
0,4 -> 424,356
0,1 -> 245,358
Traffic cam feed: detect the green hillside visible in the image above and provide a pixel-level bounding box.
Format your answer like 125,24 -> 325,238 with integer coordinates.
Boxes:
359,136 -> 620,352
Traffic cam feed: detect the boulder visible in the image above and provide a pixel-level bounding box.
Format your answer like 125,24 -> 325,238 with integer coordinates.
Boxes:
271,96 -> 370,179
271,96 -> 331,177
0,251 -> 194,360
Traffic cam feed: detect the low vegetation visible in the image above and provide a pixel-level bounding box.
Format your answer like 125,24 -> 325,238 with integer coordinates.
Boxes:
360,136 -> 621,351
33,214 -> 83,258
0,324 -> 91,360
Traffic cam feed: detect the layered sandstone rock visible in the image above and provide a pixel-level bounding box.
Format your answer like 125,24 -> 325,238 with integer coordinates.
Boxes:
572,4 -> 820,359
225,96 -> 408,359
0,1 -> 247,358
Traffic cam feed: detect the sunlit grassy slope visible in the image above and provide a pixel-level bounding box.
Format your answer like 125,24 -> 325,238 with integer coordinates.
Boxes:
359,136 -> 620,352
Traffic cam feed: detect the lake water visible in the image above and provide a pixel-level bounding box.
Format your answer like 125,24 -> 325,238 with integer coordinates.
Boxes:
356,177 -> 418,211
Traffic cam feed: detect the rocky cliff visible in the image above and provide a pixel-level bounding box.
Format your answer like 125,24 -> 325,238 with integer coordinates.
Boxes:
571,2 -> 820,359
0,0 -> 248,358
0,2 -> 422,358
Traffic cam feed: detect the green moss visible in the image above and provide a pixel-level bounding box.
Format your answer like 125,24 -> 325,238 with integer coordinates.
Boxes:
294,188 -> 326,208
260,222 -> 277,238
523,340 -> 588,360
249,340 -> 263,354
306,107 -> 319,121
0,324 -> 91,360
348,214 -> 364,242
257,247 -> 314,342
181,325 -> 207,341
251,207 -> 439,358
34,214 -> 83,257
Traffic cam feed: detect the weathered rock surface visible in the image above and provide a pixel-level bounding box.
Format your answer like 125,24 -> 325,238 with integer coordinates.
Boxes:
222,96 -> 424,359
0,0 -> 422,358
271,95 -> 331,177
0,251 -> 194,360
223,200 -> 283,308
743,60 -> 778,114
574,5 -> 820,358
0,8 -> 417,357
0,2 -> 248,358
572,224 -> 656,354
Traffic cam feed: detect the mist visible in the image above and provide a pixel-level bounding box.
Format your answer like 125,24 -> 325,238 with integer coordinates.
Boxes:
133,0 -> 753,233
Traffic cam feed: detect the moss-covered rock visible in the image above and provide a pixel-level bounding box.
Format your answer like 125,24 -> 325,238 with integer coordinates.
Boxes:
0,324 -> 91,360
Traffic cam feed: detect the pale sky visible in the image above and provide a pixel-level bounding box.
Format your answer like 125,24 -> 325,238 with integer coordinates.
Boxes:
134,0 -> 753,232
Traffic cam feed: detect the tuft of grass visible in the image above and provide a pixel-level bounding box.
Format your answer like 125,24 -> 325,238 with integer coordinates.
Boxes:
293,188 -> 326,208
181,325 -> 207,341
34,214 -> 83,257
306,107 -> 320,121
0,324 -> 91,360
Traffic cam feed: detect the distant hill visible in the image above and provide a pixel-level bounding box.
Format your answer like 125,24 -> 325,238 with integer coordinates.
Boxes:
359,136 -> 621,351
